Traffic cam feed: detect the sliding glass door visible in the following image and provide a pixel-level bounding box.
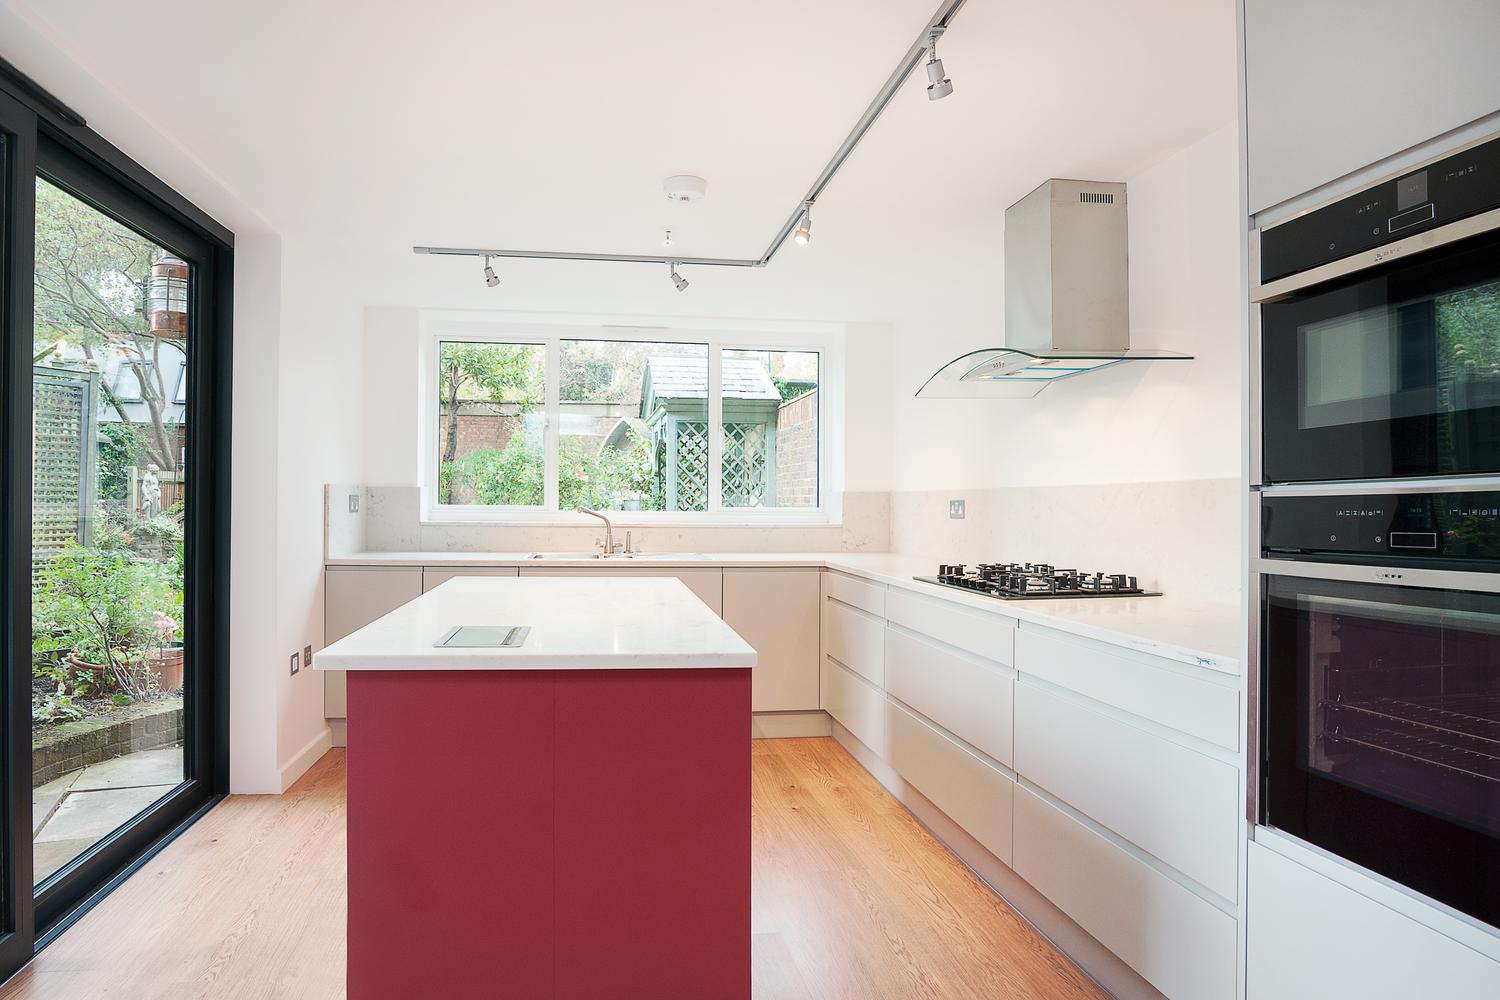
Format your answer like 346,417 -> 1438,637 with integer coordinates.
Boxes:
0,71 -> 231,979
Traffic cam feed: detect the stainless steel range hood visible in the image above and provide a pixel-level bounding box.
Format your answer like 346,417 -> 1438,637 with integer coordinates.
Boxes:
917,178 -> 1190,399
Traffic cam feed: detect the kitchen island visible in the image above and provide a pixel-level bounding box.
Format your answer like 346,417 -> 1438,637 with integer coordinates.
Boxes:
314,575 -> 757,1000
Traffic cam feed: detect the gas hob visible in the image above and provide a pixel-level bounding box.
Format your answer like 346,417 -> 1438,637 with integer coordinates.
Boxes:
915,562 -> 1161,601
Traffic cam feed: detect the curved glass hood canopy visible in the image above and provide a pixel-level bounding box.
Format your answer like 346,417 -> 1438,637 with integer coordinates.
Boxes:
917,178 -> 1193,399
915,346 -> 1193,399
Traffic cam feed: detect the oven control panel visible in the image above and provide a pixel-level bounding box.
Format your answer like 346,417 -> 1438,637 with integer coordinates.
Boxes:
1260,133 -> 1500,283
1261,490 -> 1500,563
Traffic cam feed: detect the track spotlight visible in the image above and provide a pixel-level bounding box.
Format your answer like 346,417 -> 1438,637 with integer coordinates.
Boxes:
482,255 -> 500,287
792,203 -> 813,246
669,262 -> 689,292
925,28 -> 953,101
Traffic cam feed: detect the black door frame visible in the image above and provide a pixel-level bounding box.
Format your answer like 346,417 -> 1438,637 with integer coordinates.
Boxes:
0,62 -> 233,975
0,81 -> 39,985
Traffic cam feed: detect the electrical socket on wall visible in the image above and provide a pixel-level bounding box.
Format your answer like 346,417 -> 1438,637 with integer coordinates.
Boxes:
304,645 -> 313,671
348,494 -> 360,513
290,651 -> 300,676
948,499 -> 966,519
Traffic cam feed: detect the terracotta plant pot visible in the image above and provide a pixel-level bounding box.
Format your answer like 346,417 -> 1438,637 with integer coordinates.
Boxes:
66,654 -> 107,690
148,645 -> 185,692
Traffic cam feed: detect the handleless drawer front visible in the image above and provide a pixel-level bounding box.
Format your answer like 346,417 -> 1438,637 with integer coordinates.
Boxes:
1014,786 -> 1237,1000
887,700 -> 1013,865
1016,627 -> 1238,750
886,627 -> 1014,768
822,656 -> 887,756
822,599 -> 884,687
824,570 -> 886,618
422,566 -> 520,591
1015,682 -> 1239,902
885,588 -> 1015,666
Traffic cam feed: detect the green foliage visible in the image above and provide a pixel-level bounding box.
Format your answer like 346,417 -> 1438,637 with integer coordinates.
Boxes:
442,434 -> 545,507
437,343 -> 542,407
32,544 -> 183,700
97,423 -> 143,501
32,674 -> 87,724
772,375 -> 816,403
442,430 -> 663,511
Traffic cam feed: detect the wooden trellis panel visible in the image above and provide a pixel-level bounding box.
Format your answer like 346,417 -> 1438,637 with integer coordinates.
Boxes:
33,367 -> 98,567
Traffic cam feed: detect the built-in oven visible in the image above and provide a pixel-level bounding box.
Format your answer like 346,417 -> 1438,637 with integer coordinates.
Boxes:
1259,488 -> 1500,927
1253,132 -> 1500,486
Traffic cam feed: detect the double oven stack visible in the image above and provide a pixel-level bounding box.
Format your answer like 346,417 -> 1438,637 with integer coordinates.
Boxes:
1250,134 -> 1500,928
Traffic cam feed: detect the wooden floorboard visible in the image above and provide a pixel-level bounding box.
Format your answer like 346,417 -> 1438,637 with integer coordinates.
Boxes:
1,738 -> 1103,1000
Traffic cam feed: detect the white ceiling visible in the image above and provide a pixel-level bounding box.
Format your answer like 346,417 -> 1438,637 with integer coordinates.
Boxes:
5,0 -> 1238,267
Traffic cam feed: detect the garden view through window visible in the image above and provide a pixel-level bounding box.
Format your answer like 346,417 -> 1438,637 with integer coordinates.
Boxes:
436,338 -> 821,513
31,178 -> 189,884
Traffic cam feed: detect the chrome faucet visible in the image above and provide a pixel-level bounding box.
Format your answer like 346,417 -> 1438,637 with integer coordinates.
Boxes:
575,506 -> 616,556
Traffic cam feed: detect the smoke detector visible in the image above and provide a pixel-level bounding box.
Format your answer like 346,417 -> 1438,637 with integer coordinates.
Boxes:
663,175 -> 707,203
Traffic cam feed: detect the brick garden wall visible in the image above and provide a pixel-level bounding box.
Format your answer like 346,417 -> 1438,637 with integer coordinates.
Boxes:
774,389 -> 818,507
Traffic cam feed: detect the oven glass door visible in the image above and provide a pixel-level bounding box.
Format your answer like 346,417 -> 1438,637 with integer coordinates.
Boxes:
1263,571 -> 1500,925
1261,228 -> 1500,483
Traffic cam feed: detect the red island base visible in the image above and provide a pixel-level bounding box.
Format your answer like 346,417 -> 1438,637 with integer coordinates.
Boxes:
346,666 -> 750,1000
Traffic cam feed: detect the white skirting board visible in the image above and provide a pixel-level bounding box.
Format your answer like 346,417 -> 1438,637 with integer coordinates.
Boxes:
280,725 -> 335,792
830,719 -> 1166,1000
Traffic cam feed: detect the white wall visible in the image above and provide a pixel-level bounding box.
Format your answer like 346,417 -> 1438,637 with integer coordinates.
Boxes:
887,122 -> 1243,492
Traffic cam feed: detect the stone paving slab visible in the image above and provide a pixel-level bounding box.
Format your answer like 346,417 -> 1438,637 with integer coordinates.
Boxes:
36,785 -> 171,844
70,747 -> 183,791
32,771 -> 81,835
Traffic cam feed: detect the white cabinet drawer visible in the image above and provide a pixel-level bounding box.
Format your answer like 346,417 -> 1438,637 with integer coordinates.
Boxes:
822,598 -> 884,687
886,588 -> 1015,666
1016,627 -> 1238,750
1014,786 -> 1237,1000
824,570 -> 885,617
887,700 -> 1012,865
885,627 -> 1013,768
422,566 -> 519,591
822,656 -> 886,756
1247,841 -> 1500,1000
1015,682 -> 1239,901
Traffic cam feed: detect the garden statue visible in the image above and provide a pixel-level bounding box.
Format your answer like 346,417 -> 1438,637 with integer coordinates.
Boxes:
141,464 -> 162,520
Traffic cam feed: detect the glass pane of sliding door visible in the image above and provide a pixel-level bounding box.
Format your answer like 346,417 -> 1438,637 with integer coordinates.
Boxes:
30,178 -> 188,886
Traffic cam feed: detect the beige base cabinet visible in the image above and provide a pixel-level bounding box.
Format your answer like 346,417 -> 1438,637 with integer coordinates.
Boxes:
723,568 -> 819,712
518,565 -> 723,615
1248,841 -> 1500,999
323,566 -> 423,718
421,566 -> 520,591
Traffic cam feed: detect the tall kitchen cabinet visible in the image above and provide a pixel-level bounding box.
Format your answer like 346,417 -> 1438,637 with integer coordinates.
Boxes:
1244,0 -> 1500,213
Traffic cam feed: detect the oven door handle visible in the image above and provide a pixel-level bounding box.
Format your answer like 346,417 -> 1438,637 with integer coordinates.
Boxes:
1251,204 -> 1500,303
1256,556 -> 1500,593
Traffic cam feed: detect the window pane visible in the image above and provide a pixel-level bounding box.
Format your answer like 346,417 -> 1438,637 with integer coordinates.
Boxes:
721,349 -> 819,509
32,177 -> 189,884
436,342 -> 546,506
562,340 -> 707,512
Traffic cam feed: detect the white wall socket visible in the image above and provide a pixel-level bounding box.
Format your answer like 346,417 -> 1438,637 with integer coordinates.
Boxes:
948,499 -> 965,519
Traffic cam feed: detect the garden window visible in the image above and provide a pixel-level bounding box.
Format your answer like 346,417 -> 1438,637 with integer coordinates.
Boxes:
428,331 -> 827,520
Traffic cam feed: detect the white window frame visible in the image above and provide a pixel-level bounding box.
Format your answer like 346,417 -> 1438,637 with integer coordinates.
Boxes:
418,311 -> 844,526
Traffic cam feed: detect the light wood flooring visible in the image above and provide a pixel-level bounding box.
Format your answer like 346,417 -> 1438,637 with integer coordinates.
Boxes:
1,738 -> 1103,999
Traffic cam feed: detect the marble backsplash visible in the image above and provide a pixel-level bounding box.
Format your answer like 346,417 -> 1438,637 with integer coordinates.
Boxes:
325,484 -> 891,556
326,478 -> 1242,604
888,478 -> 1243,605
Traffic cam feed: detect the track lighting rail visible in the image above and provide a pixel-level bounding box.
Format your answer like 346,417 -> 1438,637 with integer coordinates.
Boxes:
414,0 -> 967,279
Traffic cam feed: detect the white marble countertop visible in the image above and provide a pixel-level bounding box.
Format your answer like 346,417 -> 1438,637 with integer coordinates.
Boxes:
313,576 -> 757,671
325,550 -> 1243,673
